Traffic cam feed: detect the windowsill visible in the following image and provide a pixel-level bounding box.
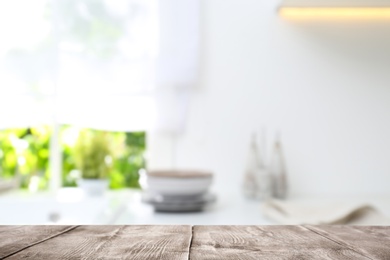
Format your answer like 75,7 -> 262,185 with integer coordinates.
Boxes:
0,188 -> 133,225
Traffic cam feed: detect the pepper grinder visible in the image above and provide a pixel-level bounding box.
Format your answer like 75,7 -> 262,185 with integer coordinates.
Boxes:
242,133 -> 261,199
243,132 -> 272,200
269,134 -> 288,199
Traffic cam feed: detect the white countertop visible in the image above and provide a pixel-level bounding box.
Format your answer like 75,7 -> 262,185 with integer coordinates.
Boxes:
115,189 -> 272,225
0,188 -> 271,225
1,188 -> 389,225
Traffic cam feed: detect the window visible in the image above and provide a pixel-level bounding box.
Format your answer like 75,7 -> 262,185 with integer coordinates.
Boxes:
0,126 -> 51,191
0,0 -> 199,190
61,127 -> 146,189
0,126 -> 145,191
0,0 -> 155,190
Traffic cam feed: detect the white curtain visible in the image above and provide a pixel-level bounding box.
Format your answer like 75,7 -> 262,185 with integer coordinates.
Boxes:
0,0 -> 199,134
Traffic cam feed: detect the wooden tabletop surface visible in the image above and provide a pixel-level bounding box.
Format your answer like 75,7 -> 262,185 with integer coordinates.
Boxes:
0,225 -> 389,259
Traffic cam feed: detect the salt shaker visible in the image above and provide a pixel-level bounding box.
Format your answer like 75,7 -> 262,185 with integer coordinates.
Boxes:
255,163 -> 273,200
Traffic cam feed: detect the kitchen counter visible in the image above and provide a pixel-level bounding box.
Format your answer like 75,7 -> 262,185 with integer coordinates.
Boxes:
115,189 -> 273,225
0,188 -> 273,225
1,188 -> 390,225
1,225 -> 389,259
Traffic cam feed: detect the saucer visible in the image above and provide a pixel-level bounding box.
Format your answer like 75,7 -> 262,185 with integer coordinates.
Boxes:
142,193 -> 216,212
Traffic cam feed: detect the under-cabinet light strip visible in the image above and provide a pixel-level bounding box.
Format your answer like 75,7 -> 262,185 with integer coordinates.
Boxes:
279,7 -> 390,19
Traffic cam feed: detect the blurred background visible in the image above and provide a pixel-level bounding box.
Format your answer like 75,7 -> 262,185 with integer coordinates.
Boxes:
1,0 -> 390,225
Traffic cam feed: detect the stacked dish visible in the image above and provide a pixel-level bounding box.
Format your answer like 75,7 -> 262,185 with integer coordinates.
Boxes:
142,170 -> 216,212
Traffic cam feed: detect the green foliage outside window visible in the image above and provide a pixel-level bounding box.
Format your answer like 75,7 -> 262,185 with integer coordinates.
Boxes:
74,130 -> 113,179
110,132 -> 145,189
0,127 -> 51,190
0,126 -> 145,190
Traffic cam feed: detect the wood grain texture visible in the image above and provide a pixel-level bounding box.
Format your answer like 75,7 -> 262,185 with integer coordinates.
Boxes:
0,225 -> 77,259
190,225 -> 372,260
1,225 -> 390,260
306,225 -> 390,260
4,225 -> 192,260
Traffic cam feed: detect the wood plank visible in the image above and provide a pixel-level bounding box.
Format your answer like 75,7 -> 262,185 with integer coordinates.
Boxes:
0,225 -> 77,259
307,225 -> 390,260
190,225 -> 371,260
5,225 -> 192,260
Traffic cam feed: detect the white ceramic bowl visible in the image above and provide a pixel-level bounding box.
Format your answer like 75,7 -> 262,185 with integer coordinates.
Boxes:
146,170 -> 213,196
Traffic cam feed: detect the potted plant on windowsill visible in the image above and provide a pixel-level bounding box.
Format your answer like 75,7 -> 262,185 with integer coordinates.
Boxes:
74,130 -> 112,196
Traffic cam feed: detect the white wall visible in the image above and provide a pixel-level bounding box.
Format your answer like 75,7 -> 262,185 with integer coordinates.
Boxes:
149,0 -> 390,196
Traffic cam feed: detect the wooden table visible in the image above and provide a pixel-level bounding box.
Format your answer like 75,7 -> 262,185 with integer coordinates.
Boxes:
1,225 -> 389,259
